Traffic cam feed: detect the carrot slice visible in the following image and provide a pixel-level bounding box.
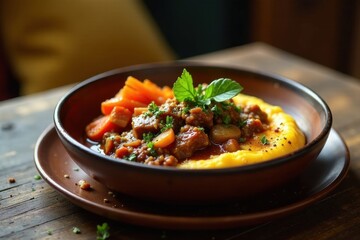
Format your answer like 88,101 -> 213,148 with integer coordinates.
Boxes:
101,76 -> 174,115
101,96 -> 147,115
104,137 -> 115,155
126,77 -> 165,105
123,139 -> 142,147
109,106 -> 132,127
85,115 -> 119,141
115,146 -> 129,158
133,107 -> 148,116
121,86 -> 152,104
143,79 -> 168,104
152,128 -> 175,148
162,86 -> 174,99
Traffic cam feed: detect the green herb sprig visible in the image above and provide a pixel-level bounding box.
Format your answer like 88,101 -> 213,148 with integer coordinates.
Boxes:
72,227 -> 81,234
173,69 -> 243,107
260,135 -> 270,145
96,222 -> 110,240
161,115 -> 174,132
146,102 -> 164,117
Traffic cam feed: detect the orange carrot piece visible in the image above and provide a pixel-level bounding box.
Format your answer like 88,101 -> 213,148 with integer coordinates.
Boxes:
133,107 -> 148,116
101,96 -> 147,115
101,76 -> 174,115
152,128 -> 175,148
115,146 -> 129,158
101,98 -> 121,115
123,139 -> 142,147
104,137 -> 115,155
121,85 -> 152,104
85,115 -> 119,141
143,79 -> 167,104
109,106 -> 132,127
126,77 -> 163,105
162,86 -> 174,99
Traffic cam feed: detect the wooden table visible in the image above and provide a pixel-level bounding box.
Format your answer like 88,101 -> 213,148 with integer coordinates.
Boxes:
1,43 -> 359,239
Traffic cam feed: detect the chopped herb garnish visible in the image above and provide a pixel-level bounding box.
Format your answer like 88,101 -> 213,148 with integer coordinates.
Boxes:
261,135 -> 270,145
197,127 -> 205,131
147,102 -> 164,117
173,69 -> 243,107
229,102 -> 241,112
161,115 -> 174,132
124,153 -> 137,162
222,115 -> 231,125
143,132 -> 155,143
72,227 -> 81,234
148,101 -> 158,113
211,104 -> 222,116
34,175 -> 42,180
96,222 -> 110,240
238,120 -> 247,128
147,142 -> 157,156
182,106 -> 190,114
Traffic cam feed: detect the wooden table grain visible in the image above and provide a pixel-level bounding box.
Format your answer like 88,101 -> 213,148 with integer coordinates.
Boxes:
1,42 -> 359,239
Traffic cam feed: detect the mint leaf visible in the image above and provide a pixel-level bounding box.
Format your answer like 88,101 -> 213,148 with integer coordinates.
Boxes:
204,78 -> 243,102
173,69 -> 243,107
173,69 -> 196,102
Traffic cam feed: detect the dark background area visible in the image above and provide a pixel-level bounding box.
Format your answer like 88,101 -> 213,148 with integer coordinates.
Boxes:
143,0 -> 360,78
143,0 -> 251,59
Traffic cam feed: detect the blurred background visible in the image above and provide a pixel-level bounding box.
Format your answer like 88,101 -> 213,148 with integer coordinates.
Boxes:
0,0 -> 359,101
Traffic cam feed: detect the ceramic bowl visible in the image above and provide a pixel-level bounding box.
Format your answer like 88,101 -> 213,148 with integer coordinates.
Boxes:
53,62 -> 332,204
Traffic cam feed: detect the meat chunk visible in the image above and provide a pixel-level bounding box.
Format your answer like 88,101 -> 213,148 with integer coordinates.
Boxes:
242,118 -> 265,138
222,139 -> 241,152
185,107 -> 214,129
171,125 -> 210,160
158,99 -> 184,132
132,115 -> 160,139
243,104 -> 268,123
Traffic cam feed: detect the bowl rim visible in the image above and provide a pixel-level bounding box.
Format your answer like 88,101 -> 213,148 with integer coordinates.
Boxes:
53,61 -> 332,175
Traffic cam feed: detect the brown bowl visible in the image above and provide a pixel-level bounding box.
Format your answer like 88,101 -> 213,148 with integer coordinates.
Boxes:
53,62 -> 332,204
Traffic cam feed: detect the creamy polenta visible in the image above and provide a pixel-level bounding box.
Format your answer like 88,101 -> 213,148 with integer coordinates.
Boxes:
178,94 -> 306,169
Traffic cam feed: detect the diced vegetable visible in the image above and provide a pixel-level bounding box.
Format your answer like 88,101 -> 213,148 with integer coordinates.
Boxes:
104,138 -> 114,155
109,106 -> 132,127
123,139 -> 142,147
143,79 -> 174,104
222,139 -> 240,152
85,115 -> 119,141
101,76 -> 174,115
119,86 -> 151,104
210,124 -> 241,144
133,107 -> 148,116
101,97 -> 147,115
152,128 -> 175,148
115,146 -> 129,158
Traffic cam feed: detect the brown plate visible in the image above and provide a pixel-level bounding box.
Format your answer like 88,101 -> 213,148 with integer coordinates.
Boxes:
34,125 -> 349,230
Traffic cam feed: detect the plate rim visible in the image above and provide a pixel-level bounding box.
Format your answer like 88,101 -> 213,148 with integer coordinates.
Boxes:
34,125 -> 350,229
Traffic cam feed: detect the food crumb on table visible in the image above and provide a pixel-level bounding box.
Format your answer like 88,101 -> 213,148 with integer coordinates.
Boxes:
8,177 -> 16,183
78,180 -> 91,190
34,175 -> 42,180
